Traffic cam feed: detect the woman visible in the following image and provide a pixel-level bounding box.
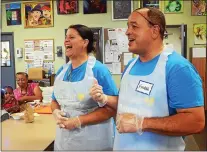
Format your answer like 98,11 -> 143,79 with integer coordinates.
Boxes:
52,24 -> 118,150
13,72 -> 43,104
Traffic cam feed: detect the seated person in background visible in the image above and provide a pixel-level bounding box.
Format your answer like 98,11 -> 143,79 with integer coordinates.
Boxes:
2,86 -> 20,113
1,89 -> 10,122
13,72 -> 43,104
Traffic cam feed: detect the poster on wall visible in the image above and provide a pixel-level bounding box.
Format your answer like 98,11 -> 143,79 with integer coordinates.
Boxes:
140,0 -> 160,9
164,0 -> 183,13
57,0 -> 79,15
1,41 -> 11,67
6,3 -> 21,26
83,0 -> 107,14
24,39 -> 54,61
193,23 -> 207,45
191,0 -> 207,16
23,1 -> 53,28
112,0 -> 133,21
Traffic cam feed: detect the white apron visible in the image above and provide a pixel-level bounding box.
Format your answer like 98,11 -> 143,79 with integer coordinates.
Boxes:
113,48 -> 185,150
53,56 -> 113,150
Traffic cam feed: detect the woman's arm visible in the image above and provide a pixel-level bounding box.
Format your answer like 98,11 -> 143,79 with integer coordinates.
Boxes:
79,104 -> 116,126
59,104 -> 116,130
18,85 -> 43,103
51,99 -> 61,111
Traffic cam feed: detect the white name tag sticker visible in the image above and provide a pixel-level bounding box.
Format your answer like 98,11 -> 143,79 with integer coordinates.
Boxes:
136,80 -> 154,95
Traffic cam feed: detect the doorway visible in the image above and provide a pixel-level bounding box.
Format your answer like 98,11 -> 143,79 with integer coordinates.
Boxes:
1,32 -> 16,89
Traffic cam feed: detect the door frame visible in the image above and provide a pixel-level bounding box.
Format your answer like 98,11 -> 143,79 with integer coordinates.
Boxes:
1,32 -> 16,88
166,24 -> 187,58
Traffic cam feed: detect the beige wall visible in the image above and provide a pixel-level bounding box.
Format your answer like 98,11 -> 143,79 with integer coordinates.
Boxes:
1,0 -> 206,88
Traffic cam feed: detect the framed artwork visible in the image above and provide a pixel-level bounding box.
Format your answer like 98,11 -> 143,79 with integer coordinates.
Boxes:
164,0 -> 183,13
112,0 -> 133,21
83,0 -> 107,14
6,3 -> 21,26
23,1 -> 53,28
140,0 -> 160,9
193,24 -> 206,45
1,41 -> 11,67
192,0 -> 207,16
57,0 -> 79,15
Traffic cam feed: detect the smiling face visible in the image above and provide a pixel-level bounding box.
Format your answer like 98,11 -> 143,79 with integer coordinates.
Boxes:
43,10 -> 51,19
31,10 -> 41,21
125,11 -> 153,55
64,28 -> 88,58
16,74 -> 28,88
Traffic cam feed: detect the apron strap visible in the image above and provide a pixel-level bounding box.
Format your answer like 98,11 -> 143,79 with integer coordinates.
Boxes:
85,55 -> 96,79
55,63 -> 70,81
123,56 -> 139,78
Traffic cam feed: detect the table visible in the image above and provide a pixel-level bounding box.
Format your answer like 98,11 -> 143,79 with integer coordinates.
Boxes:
1,114 -> 56,150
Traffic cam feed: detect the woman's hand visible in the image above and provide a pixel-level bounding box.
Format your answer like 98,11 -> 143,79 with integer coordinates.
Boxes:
90,79 -> 108,107
53,109 -> 68,122
18,96 -> 28,102
57,116 -> 81,130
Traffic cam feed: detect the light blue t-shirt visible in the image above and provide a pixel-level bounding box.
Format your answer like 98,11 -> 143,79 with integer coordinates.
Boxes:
122,51 -> 204,116
52,60 -> 118,100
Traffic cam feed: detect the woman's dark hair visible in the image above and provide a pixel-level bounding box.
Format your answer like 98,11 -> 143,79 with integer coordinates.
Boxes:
16,72 -> 28,79
68,24 -> 95,53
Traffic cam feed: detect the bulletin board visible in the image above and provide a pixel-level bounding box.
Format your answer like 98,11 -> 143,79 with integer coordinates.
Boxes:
24,39 -> 54,62
104,28 -> 133,75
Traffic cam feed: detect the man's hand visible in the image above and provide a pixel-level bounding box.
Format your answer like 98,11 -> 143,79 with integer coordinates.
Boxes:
57,116 -> 81,130
116,113 -> 144,134
90,79 -> 108,107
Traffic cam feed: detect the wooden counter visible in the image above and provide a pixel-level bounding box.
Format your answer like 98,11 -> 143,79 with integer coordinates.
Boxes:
1,114 -> 56,151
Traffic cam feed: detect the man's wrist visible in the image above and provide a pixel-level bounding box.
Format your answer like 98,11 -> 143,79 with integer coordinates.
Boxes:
142,117 -> 149,131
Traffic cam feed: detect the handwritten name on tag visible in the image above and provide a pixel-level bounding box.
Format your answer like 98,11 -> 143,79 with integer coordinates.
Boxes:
136,80 -> 154,95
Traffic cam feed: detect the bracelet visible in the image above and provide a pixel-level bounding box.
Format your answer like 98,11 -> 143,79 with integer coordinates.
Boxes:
137,116 -> 144,135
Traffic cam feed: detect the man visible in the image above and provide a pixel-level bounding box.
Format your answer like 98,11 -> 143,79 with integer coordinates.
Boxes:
90,7 -> 205,150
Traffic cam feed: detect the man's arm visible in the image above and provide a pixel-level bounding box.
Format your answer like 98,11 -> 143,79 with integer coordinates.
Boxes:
143,106 -> 205,136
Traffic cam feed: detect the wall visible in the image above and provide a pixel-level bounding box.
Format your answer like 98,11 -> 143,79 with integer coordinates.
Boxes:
1,0 -> 206,88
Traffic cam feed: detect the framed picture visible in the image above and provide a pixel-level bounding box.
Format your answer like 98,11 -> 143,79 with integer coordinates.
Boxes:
164,0 -> 183,13
112,0 -> 133,21
22,1 -> 53,28
6,3 -> 21,26
57,0 -> 79,15
192,0 -> 207,16
83,0 -> 107,14
1,41 -> 11,67
140,0 -> 160,9
193,24 -> 207,45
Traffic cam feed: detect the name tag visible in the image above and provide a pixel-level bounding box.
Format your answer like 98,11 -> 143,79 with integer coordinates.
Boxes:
136,80 -> 154,95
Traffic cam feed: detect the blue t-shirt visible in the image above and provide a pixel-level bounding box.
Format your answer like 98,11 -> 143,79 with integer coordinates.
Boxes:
122,51 -> 204,116
52,60 -> 118,100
